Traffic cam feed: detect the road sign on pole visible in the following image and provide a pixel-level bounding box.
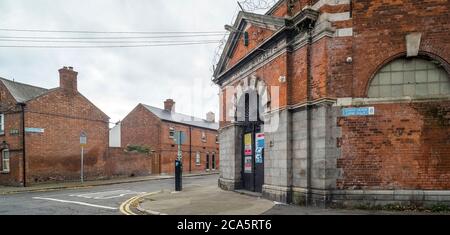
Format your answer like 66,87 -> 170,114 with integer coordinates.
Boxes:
174,131 -> 186,161
80,132 -> 87,183
173,131 -> 185,191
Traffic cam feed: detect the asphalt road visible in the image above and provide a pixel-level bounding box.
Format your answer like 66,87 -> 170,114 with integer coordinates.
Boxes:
0,174 -> 218,215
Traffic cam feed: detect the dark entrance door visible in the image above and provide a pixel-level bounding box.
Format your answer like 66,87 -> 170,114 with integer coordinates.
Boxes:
206,154 -> 210,171
239,92 -> 265,193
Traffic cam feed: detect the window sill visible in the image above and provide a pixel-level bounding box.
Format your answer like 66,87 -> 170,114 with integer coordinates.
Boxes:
0,171 -> 10,174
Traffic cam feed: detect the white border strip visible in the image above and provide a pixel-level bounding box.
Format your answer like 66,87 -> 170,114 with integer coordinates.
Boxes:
33,197 -> 118,210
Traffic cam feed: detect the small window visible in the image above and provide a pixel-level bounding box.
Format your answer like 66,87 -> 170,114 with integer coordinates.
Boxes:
0,114 -> 4,135
195,152 -> 201,166
169,127 -> 175,139
201,131 -> 207,143
244,32 -> 249,47
1,149 -> 10,173
215,135 -> 219,144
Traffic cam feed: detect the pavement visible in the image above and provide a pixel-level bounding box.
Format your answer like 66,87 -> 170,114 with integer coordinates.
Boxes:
136,185 -> 275,215
0,172 -> 218,195
135,180 -> 450,215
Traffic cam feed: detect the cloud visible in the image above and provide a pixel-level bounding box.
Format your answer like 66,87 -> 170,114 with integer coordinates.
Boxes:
0,0 -> 240,124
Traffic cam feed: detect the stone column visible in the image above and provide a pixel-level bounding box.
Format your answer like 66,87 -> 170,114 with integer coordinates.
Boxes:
218,124 -> 243,190
262,109 -> 293,203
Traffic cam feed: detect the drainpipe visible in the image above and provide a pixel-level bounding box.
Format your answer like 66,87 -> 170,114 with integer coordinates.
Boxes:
305,22 -> 314,207
18,102 -> 27,187
189,126 -> 192,173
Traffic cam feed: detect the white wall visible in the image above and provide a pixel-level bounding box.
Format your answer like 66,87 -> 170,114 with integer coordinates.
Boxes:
109,123 -> 121,147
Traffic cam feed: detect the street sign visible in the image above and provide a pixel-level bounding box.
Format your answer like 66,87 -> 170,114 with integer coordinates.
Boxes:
174,131 -> 186,145
80,132 -> 87,146
342,107 -> 375,117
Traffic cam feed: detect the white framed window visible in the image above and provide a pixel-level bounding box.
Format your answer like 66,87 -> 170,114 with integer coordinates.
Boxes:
195,151 -> 201,166
169,127 -> 175,139
0,113 -> 4,135
201,131 -> 207,142
1,149 -> 10,173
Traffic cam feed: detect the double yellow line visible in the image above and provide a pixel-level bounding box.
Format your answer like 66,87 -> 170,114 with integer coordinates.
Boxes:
119,191 -> 161,215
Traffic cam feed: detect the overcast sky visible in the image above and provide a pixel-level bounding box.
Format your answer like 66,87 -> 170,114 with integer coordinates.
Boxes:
0,0 -> 253,125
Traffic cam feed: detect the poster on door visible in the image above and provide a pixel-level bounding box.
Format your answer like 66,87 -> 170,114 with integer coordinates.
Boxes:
244,133 -> 252,156
244,156 -> 252,173
255,133 -> 265,164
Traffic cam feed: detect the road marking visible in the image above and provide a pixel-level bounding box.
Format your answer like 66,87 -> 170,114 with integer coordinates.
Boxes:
33,197 -> 118,210
70,190 -> 146,200
120,191 -> 162,215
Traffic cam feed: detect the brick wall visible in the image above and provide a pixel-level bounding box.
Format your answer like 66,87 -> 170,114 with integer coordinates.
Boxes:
121,104 -> 162,149
24,89 -> 109,184
337,101 -> 450,190
107,148 -> 153,177
121,104 -> 219,175
352,0 -> 450,97
226,25 -> 275,70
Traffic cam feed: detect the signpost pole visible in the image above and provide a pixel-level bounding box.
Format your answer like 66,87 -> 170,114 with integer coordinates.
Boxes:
175,131 -> 185,191
79,132 -> 87,184
81,146 -> 84,184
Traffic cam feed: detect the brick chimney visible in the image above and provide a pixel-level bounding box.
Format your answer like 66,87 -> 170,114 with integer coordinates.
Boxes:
59,66 -> 78,94
164,99 -> 175,112
206,111 -> 215,122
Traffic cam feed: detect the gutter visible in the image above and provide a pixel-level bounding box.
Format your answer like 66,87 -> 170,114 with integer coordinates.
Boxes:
189,126 -> 192,173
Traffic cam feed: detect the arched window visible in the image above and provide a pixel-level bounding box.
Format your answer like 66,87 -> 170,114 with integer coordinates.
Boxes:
368,58 -> 450,98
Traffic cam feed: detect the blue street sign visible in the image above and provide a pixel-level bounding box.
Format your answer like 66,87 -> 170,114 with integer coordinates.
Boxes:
342,107 -> 375,117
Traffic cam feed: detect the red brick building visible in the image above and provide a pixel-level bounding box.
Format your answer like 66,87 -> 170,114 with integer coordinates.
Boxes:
0,67 -> 110,186
214,0 -> 450,207
121,99 -> 219,174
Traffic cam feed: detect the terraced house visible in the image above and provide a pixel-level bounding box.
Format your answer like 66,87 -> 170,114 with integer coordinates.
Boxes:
120,99 -> 220,175
213,0 -> 450,206
0,67 -> 110,186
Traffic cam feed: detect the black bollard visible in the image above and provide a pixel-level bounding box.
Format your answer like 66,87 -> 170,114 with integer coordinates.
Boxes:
175,159 -> 182,191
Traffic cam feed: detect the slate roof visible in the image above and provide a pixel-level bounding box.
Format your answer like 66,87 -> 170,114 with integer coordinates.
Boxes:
0,77 -> 50,103
142,104 -> 219,131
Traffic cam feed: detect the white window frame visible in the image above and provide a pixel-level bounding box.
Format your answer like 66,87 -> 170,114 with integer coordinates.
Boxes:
195,151 -> 201,166
1,149 -> 10,173
0,113 -> 4,135
201,131 -> 207,143
169,127 -> 175,139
